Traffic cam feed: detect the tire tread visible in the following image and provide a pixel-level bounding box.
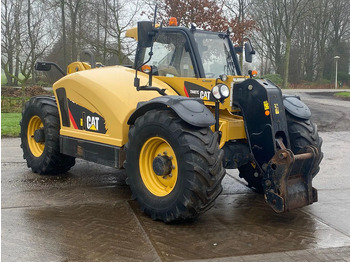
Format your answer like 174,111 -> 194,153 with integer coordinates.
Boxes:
125,109 -> 225,222
20,96 -> 75,174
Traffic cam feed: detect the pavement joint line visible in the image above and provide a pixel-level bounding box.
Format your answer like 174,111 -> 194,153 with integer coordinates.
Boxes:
225,172 -> 262,193
314,188 -> 350,192
1,201 -> 128,211
185,246 -> 350,262
126,200 -> 163,262
300,208 -> 350,239
226,172 -> 247,185
221,192 -> 256,196
1,161 -> 27,163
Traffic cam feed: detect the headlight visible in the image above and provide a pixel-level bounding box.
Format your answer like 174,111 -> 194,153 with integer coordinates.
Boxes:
211,84 -> 230,101
220,74 -> 228,82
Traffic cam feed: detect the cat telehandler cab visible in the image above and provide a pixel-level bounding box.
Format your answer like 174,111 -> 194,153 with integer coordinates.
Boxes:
21,18 -> 323,222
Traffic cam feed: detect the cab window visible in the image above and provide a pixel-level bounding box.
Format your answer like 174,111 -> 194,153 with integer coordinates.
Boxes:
141,31 -> 196,78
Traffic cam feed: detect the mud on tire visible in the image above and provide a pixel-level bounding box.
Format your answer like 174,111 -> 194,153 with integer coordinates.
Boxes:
20,96 -> 75,174
125,109 -> 225,222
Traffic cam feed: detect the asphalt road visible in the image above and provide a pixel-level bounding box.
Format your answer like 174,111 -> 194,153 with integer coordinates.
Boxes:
283,89 -> 350,132
2,90 -> 350,261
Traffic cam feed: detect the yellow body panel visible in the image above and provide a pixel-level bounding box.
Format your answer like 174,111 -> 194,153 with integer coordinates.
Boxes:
55,63 -> 248,147
125,27 -> 138,40
53,66 -> 178,147
155,75 -> 248,147
155,75 -> 248,111
125,25 -> 160,40
67,62 -> 91,74
214,110 -> 246,148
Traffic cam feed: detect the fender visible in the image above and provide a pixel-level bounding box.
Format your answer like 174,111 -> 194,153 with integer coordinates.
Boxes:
283,95 -> 311,120
127,95 -> 215,127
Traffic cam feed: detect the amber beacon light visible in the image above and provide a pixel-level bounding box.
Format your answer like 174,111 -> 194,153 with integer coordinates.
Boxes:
169,17 -> 178,26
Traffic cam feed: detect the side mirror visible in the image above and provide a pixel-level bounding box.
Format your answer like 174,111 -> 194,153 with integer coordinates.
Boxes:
35,61 -> 66,76
35,62 -> 51,71
244,42 -> 255,63
137,21 -> 153,48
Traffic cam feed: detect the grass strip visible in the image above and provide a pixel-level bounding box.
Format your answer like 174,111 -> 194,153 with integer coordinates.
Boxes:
334,92 -> 350,98
1,113 -> 21,137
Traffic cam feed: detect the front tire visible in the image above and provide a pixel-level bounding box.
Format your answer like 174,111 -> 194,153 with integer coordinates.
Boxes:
20,97 -> 75,174
286,112 -> 323,177
125,109 -> 225,222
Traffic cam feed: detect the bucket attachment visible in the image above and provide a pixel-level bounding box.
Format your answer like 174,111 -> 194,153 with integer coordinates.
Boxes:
263,146 -> 319,213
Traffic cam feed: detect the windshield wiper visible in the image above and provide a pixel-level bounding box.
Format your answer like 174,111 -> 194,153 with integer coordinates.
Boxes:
224,45 -> 235,75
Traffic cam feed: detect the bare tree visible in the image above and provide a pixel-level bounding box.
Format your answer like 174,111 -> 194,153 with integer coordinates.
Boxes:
313,0 -> 332,82
331,0 -> 350,50
223,0 -> 255,68
65,0 -> 82,61
250,0 -> 310,88
105,0 -> 141,64
249,0 -> 285,76
61,0 -> 67,67
275,0 -> 310,88
1,0 -> 16,85
292,14 -> 316,82
1,0 -> 56,88
80,0 -> 141,65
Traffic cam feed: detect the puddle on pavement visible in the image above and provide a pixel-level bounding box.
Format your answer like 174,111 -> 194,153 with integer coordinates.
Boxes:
2,202 -> 159,262
130,193 -> 350,261
2,190 -> 350,261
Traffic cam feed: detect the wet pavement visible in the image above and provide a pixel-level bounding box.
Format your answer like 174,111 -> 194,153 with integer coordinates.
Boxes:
2,132 -> 350,261
2,91 -> 350,261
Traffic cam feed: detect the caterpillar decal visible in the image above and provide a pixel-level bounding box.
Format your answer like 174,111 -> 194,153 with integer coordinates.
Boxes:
68,99 -> 107,134
184,81 -> 216,102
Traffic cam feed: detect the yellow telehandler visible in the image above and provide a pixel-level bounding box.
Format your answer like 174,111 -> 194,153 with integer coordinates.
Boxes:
21,18 -> 322,222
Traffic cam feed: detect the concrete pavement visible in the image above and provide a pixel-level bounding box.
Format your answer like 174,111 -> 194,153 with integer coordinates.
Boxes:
2,133 -> 350,261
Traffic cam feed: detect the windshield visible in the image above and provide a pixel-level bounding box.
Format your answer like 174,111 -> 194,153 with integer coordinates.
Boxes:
194,32 -> 237,78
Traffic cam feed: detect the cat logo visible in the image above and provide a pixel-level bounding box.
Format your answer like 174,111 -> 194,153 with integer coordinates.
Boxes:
86,116 -> 99,131
200,90 -> 211,100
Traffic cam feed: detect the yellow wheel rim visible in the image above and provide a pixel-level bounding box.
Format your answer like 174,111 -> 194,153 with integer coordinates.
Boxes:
27,116 -> 45,157
139,137 -> 178,197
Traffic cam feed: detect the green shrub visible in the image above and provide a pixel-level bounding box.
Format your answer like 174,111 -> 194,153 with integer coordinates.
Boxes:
1,97 -> 29,113
260,74 -> 283,87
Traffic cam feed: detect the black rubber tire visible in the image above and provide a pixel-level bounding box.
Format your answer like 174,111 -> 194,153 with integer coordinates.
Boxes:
239,112 -> 323,192
20,96 -> 75,174
286,112 -> 323,177
125,109 -> 225,222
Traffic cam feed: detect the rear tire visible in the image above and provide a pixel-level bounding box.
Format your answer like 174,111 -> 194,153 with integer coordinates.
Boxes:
238,112 -> 323,191
20,96 -> 75,174
125,109 -> 225,222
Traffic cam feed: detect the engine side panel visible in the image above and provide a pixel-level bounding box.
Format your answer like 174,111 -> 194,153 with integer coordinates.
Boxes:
53,66 -> 178,147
